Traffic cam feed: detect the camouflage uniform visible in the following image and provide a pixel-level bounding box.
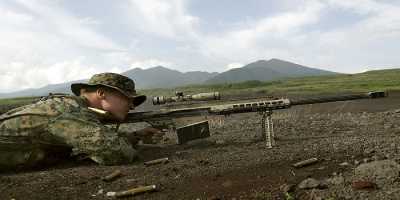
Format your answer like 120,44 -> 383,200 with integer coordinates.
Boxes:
0,73 -> 146,170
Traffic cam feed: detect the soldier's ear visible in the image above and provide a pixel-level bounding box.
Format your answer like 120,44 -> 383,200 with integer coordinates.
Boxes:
96,87 -> 107,100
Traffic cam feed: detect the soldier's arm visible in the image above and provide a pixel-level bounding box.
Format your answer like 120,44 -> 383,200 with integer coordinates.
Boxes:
48,115 -> 137,165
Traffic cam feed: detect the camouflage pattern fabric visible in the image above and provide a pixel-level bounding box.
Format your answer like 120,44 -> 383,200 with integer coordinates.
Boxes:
0,95 -> 137,170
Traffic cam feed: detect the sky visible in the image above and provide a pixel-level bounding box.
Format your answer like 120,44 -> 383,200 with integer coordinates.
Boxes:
1,0 -> 400,93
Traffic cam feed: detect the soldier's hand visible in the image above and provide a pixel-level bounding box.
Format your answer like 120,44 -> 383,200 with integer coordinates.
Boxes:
135,127 -> 165,144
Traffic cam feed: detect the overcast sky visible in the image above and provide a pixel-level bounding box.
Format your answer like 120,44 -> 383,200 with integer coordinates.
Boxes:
1,0 -> 400,93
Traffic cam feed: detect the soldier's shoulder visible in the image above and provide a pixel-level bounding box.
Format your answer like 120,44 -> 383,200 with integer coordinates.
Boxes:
0,94 -> 87,120
47,95 -> 102,123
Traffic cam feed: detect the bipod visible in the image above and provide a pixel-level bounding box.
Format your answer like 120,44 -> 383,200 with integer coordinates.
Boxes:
260,109 -> 275,148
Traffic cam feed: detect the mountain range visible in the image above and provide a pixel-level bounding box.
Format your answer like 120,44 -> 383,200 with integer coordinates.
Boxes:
0,59 -> 337,98
207,59 -> 335,83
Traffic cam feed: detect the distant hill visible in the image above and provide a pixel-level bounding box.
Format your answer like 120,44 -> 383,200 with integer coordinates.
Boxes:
0,80 -> 84,98
0,59 -> 338,98
206,59 -> 337,84
122,66 -> 218,88
0,66 -> 217,98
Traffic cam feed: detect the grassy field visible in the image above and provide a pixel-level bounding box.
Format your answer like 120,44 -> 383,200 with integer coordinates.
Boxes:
0,68 -> 399,108
141,68 -> 400,97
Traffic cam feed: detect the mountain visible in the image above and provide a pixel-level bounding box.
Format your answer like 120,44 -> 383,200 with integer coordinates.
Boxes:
0,80 -> 84,98
206,59 -> 337,83
122,66 -> 218,89
0,59 -> 338,98
0,67 -> 218,98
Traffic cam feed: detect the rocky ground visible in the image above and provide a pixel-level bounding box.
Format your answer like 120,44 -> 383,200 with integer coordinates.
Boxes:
1,92 -> 400,200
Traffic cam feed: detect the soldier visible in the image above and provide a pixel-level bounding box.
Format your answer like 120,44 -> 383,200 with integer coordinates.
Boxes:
0,73 -> 163,170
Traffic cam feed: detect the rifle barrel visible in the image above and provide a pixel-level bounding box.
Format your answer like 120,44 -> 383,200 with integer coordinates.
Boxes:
117,91 -> 387,124
290,91 -> 387,106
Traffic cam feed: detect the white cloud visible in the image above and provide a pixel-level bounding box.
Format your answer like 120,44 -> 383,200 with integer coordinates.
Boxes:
0,60 -> 97,92
129,59 -> 173,69
0,0 -> 127,93
226,63 -> 244,70
199,1 -> 325,63
1,0 -> 400,93
15,0 -> 124,52
310,0 -> 400,72
125,0 -> 200,40
197,0 -> 400,73
79,17 -> 102,26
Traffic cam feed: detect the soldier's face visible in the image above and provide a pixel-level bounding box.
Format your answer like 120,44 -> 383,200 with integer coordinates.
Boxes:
101,90 -> 132,121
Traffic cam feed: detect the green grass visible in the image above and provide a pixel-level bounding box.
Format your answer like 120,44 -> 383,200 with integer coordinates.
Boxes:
140,68 -> 400,97
0,96 -> 39,106
1,68 -> 399,109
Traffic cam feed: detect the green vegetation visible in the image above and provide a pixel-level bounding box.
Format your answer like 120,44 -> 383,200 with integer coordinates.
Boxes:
0,96 -> 38,106
0,96 -> 39,114
140,68 -> 400,97
1,68 -> 399,110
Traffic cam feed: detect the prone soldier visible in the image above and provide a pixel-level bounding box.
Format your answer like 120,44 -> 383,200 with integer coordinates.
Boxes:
0,72 -> 163,170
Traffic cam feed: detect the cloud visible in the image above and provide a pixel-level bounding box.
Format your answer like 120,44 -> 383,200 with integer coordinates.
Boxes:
199,0 -> 325,64
129,59 -> 174,69
0,59 -> 97,92
124,0 -> 200,40
1,0 -> 400,93
226,63 -> 244,70
197,0 -> 400,73
0,0 -> 126,93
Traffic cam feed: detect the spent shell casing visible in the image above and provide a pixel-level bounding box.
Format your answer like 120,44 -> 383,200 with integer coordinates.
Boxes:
292,158 -> 318,168
144,157 -> 169,166
115,185 -> 157,198
102,170 -> 122,182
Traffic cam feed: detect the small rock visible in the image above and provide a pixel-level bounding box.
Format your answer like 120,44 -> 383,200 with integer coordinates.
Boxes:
215,139 -> 226,145
197,159 -> 210,166
326,175 -> 344,185
106,192 -> 116,197
363,158 -> 371,163
344,195 -> 352,200
298,178 -> 321,189
354,160 -> 360,165
97,189 -> 104,194
352,180 -> 377,190
364,149 -> 375,155
354,159 -> 400,187
126,178 -> 137,183
371,155 -> 380,161
339,162 -> 350,167
279,183 -> 294,193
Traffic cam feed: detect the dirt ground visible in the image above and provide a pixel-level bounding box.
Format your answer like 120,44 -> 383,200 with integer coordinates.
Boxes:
1,91 -> 400,200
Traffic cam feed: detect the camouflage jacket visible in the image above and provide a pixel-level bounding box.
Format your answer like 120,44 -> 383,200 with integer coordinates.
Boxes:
0,95 -> 137,169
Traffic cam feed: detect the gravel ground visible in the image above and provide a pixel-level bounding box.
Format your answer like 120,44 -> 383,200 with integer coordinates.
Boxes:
1,92 -> 399,200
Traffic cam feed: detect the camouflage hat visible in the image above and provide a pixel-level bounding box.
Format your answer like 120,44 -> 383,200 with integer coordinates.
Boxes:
71,73 -> 146,106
